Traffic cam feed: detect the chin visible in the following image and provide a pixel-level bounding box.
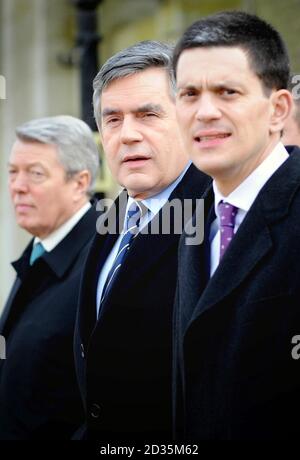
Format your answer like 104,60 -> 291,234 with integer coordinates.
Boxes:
127,190 -> 148,200
16,217 -> 29,229
18,220 -> 38,235
125,181 -> 152,196
191,155 -> 222,174
190,159 -> 210,174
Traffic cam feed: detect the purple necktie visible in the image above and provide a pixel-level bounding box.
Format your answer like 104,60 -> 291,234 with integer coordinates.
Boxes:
218,201 -> 238,259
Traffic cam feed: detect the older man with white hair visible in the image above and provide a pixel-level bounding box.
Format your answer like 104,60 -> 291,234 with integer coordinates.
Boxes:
0,115 -> 99,439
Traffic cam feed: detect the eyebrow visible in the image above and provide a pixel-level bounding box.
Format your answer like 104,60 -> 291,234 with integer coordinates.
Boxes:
102,103 -> 166,118
213,81 -> 245,91
7,161 -> 45,168
101,108 -> 120,118
177,81 -> 245,91
135,103 -> 165,114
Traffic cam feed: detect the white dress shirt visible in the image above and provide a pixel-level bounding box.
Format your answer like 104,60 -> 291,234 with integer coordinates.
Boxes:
210,142 -> 289,276
34,202 -> 92,251
96,162 -> 191,314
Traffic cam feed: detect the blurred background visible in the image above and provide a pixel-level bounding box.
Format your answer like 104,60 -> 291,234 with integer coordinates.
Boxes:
0,0 -> 300,312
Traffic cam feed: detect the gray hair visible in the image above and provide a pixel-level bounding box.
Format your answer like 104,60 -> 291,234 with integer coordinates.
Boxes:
15,115 -> 100,196
93,40 -> 176,129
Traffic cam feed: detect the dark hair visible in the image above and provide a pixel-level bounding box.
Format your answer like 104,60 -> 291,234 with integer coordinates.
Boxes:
173,11 -> 290,92
93,40 -> 175,128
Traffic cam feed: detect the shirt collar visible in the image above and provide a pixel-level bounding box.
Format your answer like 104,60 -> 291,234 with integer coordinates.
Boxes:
126,161 -> 191,219
34,201 -> 91,252
213,142 -> 289,216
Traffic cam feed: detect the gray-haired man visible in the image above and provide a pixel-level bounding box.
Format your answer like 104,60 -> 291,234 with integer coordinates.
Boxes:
0,115 -> 100,439
74,40 -> 210,441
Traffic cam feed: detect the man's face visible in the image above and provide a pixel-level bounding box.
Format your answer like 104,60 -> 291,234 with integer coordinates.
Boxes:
176,46 -> 283,193
9,140 -> 84,238
99,67 -> 189,200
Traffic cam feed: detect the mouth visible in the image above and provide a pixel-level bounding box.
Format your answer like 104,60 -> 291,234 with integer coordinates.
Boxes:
122,155 -> 151,168
194,132 -> 231,147
15,204 -> 34,213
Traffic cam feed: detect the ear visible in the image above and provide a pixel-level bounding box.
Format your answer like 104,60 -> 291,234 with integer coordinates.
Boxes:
269,89 -> 293,134
72,170 -> 91,201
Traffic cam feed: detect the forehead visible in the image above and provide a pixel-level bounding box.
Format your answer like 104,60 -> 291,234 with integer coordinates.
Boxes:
176,46 -> 257,86
9,139 -> 60,166
100,67 -> 172,111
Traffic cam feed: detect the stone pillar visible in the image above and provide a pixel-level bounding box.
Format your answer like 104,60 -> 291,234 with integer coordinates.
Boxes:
0,0 -> 79,314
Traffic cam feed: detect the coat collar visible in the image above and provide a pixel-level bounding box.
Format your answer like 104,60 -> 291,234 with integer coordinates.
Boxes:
185,147 -> 300,332
1,205 -> 98,336
77,190 -> 129,338
106,165 -> 211,299
12,205 -> 98,280
78,164 -> 211,342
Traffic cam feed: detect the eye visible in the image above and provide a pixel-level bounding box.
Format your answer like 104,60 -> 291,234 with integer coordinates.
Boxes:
219,88 -> 238,97
143,112 -> 158,118
178,88 -> 198,99
103,116 -> 122,128
29,169 -> 46,182
8,169 -> 18,181
106,117 -> 120,124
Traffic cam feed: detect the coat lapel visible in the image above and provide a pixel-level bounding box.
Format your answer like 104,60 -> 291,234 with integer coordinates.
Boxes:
177,191 -> 213,335
97,165 -> 211,318
188,202 -> 273,329
79,165 -> 211,339
1,206 -> 98,341
101,215 -> 180,303
42,205 -> 99,278
0,241 -> 34,336
78,191 -> 127,343
184,147 -> 300,334
0,278 -> 22,333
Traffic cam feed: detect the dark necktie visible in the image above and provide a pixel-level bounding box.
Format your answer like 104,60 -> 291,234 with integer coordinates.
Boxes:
100,202 -> 143,304
218,201 -> 238,259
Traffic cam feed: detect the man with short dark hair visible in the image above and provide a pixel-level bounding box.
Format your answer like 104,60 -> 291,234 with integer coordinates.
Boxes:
0,115 -> 100,439
74,40 -> 210,441
172,11 -> 300,440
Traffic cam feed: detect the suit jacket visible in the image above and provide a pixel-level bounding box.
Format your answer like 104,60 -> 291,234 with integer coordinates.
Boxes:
74,165 -> 211,441
173,146 -> 300,440
0,205 -> 98,439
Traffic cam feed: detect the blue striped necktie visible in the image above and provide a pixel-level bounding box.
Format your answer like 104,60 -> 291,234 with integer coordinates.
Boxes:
30,242 -> 45,265
100,201 -> 143,304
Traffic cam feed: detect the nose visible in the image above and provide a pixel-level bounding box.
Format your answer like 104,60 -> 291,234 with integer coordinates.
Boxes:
195,94 -> 222,123
120,116 -> 143,144
9,172 -> 29,193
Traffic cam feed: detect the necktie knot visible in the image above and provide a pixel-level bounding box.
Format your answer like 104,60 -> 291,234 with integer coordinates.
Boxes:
30,242 -> 45,265
125,202 -> 142,234
100,201 -> 145,306
218,201 -> 238,259
218,201 -> 238,227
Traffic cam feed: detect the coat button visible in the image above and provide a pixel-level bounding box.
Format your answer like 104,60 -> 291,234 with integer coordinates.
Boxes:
80,343 -> 85,358
90,403 -> 101,418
